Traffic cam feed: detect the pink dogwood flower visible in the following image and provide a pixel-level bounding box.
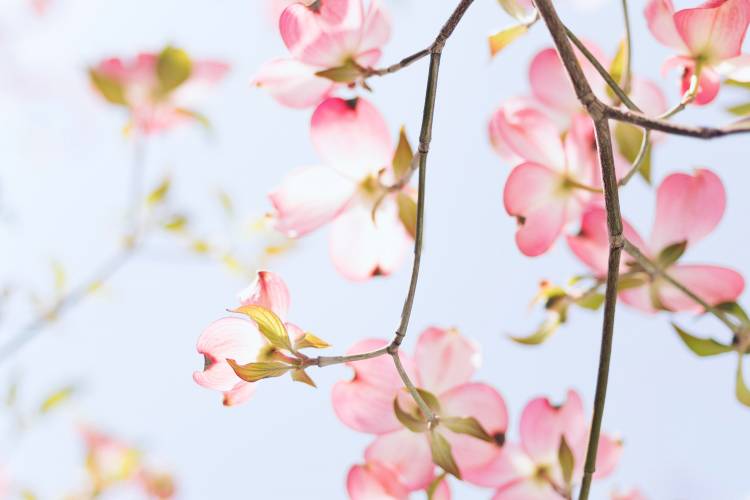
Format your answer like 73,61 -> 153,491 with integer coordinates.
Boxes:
193,271 -> 298,406
254,0 -> 391,108
332,327 -> 508,490
347,460 -> 451,500
567,169 -> 745,313
645,0 -> 750,104
492,104 -> 600,257
270,97 -> 414,280
463,390 -> 622,499
90,48 -> 229,134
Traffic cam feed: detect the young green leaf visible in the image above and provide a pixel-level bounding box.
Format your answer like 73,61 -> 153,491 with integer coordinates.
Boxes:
227,360 -> 291,383
716,302 -> 750,326
510,314 -> 560,345
157,46 -> 192,94
488,24 -> 528,57
392,127 -> 414,181
393,397 -> 428,433
575,292 -> 605,311
558,436 -> 575,486
426,473 -> 447,500
607,39 -> 628,97
39,385 -> 76,414
147,178 -> 171,205
727,102 -> 750,116
291,369 -> 317,388
315,60 -> 363,83
614,123 -> 651,183
442,416 -> 493,442
233,304 -> 292,351
672,323 -> 734,357
89,69 -> 128,106
396,193 -> 418,238
416,388 -> 442,414
428,430 -> 462,479
656,241 -> 687,268
735,356 -> 750,407
294,332 -> 331,350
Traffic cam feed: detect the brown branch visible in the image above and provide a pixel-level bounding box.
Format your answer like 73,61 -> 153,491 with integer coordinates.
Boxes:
534,1 -> 624,499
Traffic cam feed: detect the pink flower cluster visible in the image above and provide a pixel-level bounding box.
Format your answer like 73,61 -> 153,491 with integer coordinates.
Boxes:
336,327 -> 622,498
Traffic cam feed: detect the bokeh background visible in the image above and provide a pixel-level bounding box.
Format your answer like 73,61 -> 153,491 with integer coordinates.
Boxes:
1,0 -> 749,498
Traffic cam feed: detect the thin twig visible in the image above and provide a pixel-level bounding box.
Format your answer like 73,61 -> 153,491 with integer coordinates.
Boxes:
314,346 -> 389,368
620,0 -> 632,95
0,138 -> 149,363
604,105 -> 750,138
366,48 -> 431,77
391,350 -> 436,424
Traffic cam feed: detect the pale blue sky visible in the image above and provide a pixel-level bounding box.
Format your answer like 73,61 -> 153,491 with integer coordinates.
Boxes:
1,0 -> 749,499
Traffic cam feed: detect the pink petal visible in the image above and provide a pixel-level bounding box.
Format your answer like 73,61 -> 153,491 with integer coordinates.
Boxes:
563,113 -> 598,185
360,0 -> 391,54
657,264 -> 745,312
222,381 -> 257,407
347,462 -> 409,500
519,389 -> 586,465
440,383 -> 509,474
619,284 -> 658,314
717,53 -> 750,81
269,165 -> 355,238
491,103 -> 566,168
529,47 -> 581,118
329,195 -> 411,281
365,430 -> 434,490
590,433 -> 623,479
644,0 -> 687,51
252,58 -> 334,108
612,488 -> 649,500
567,207 -> 647,277
311,97 -> 393,179
190,60 -> 231,85
492,478 -> 562,500
280,0 -> 365,68
237,271 -> 291,319
628,78 -> 668,116
674,0 -> 750,62
193,317 -> 264,392
462,444 -> 535,489
331,339 -> 410,434
503,163 -> 568,257
415,327 -> 480,395
650,168 -> 725,252
488,97 -> 547,166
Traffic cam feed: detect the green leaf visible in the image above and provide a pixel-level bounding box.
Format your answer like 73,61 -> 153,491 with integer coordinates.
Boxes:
396,192 -> 418,239
442,416 -> 493,442
607,39 -> 628,99
575,292 -> 605,311
291,369 -> 317,388
233,305 -> 292,351
89,69 -> 128,106
672,323 -> 734,357
558,436 -> 575,486
162,214 -> 188,232
175,108 -> 212,130
294,332 -> 331,350
147,178 -> 171,205
727,102 -> 750,116
736,356 -> 750,407
510,313 -> 560,345
315,60 -> 363,83
614,123 -> 651,183
393,397 -> 428,433
617,273 -> 649,291
156,46 -> 192,94
392,127 -> 414,181
426,473 -> 447,500
656,241 -> 687,268
725,79 -> 750,89
717,301 -> 750,326
488,24 -> 528,57
227,360 -> 291,383
39,385 -> 75,414
416,388 -> 442,414
428,430 -> 461,479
